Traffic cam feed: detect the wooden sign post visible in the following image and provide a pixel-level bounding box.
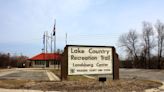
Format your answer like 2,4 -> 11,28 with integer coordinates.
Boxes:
61,45 -> 119,80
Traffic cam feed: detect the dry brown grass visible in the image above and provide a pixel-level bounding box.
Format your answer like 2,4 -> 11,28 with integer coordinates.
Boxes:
0,79 -> 29,89
49,69 -> 94,81
0,79 -> 161,92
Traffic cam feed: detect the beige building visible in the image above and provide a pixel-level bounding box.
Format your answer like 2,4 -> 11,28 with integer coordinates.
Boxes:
28,53 -> 61,68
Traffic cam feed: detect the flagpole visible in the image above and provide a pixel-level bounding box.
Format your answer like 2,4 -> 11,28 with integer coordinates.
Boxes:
54,34 -> 56,68
53,19 -> 56,69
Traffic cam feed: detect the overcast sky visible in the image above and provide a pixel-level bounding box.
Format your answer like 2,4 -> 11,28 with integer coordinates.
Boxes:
1,0 -> 164,57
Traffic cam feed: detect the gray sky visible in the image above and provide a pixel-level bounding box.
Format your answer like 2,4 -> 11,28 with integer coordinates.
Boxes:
0,0 -> 164,57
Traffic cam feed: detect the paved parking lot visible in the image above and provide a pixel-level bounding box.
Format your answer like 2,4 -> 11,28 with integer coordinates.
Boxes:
0,70 -> 49,80
0,68 -> 59,81
0,68 -> 164,82
93,68 -> 164,83
120,68 -> 164,82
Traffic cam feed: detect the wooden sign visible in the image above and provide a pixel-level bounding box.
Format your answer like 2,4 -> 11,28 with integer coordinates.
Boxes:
68,46 -> 113,75
61,45 -> 119,80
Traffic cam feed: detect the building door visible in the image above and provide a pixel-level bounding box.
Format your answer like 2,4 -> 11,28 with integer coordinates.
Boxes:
46,61 -> 49,67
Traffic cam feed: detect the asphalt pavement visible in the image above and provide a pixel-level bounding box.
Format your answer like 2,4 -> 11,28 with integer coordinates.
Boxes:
120,68 -> 164,82
0,68 -> 59,81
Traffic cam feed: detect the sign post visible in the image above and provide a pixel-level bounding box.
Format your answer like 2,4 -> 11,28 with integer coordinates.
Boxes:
61,45 -> 119,80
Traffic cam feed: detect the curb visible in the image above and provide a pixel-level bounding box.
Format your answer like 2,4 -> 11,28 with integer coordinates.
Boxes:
83,75 -> 96,79
46,70 -> 60,81
145,82 -> 164,92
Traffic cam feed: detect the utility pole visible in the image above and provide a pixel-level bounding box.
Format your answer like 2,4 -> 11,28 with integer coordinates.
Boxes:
43,32 -> 46,68
43,32 -> 45,53
51,33 -> 53,53
46,31 -> 48,53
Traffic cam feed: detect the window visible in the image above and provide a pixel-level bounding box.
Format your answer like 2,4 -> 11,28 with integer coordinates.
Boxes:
35,61 -> 45,65
50,61 -> 54,65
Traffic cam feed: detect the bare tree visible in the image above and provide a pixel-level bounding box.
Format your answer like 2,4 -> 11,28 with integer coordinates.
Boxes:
142,21 -> 155,68
118,30 -> 139,67
119,33 -> 132,59
155,20 -> 164,69
127,30 -> 139,61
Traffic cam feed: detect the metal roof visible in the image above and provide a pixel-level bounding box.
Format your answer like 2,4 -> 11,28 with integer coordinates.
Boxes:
28,53 -> 61,61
